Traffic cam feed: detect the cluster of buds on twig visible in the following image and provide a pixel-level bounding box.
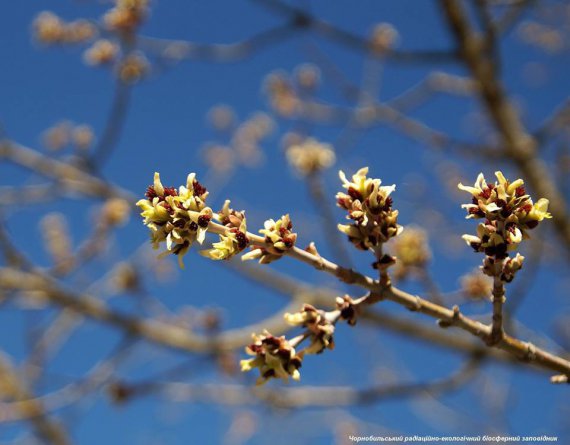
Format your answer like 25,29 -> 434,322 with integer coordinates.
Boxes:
336,295 -> 359,326
200,200 -> 249,261
136,172 -> 213,268
459,270 -> 493,301
103,0 -> 148,34
241,297 -> 366,384
263,65 -> 320,118
337,167 -> 402,251
390,226 -> 431,280
42,120 -> 95,152
241,215 -> 297,264
284,304 -> 335,355
33,12 -> 97,45
137,173 -> 301,266
481,253 -> 525,283
240,331 -> 303,385
285,138 -> 336,176
33,1 -> 151,83
459,171 -> 551,281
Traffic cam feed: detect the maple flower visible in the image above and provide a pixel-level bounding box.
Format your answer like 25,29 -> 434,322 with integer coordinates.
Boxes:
242,214 -> 297,264
240,331 -> 303,385
284,304 -> 335,355
336,167 -> 401,250
136,172 -> 212,268
459,171 -> 551,260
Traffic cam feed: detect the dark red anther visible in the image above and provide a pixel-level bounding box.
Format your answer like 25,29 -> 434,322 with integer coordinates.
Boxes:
347,187 -> 362,200
235,231 -> 249,250
480,187 -> 492,199
192,180 -> 207,197
197,215 -> 211,228
468,207 -> 484,217
163,187 -> 178,197
145,185 -> 157,200
189,221 -> 198,231
515,186 -> 526,197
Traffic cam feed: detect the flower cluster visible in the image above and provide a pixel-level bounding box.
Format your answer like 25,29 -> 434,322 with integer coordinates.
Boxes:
459,270 -> 493,300
390,226 -> 431,280
285,138 -> 336,176
42,120 -> 94,152
337,167 -> 402,251
103,0 -> 148,33
32,2 -> 151,83
136,172 -> 213,268
200,200 -> 249,261
284,304 -> 335,355
240,331 -> 303,385
336,295 -> 359,326
459,171 -> 551,260
84,39 -> 119,66
370,23 -> 399,54
117,52 -> 149,83
263,71 -> 300,117
481,253 -> 525,283
242,215 -> 297,264
33,12 -> 96,45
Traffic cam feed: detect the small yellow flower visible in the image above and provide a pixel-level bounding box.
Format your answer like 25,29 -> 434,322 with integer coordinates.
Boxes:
527,198 -> 552,222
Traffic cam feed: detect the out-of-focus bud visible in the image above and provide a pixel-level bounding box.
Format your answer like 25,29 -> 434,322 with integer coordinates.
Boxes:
101,198 -> 131,226
294,63 -> 321,90
207,105 -> 236,132
33,11 -> 66,44
42,121 -> 73,151
117,53 -> 149,83
72,124 -> 95,151
84,39 -> 119,66
370,23 -> 399,54
460,270 -> 493,301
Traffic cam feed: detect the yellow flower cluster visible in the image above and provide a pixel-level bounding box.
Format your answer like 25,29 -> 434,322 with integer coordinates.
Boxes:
136,172 -> 212,268
459,171 -> 551,258
337,167 -> 402,250
241,214 -> 297,264
200,200 -> 249,261
240,331 -> 303,385
284,304 -> 335,355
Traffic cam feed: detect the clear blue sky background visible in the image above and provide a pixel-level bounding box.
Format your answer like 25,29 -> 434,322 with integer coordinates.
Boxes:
0,0 -> 569,444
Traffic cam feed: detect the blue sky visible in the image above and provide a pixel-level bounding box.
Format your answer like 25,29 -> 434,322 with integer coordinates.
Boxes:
1,0 -> 569,443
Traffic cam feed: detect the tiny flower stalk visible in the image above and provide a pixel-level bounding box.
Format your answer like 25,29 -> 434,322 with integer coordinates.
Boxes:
458,171 -> 551,344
